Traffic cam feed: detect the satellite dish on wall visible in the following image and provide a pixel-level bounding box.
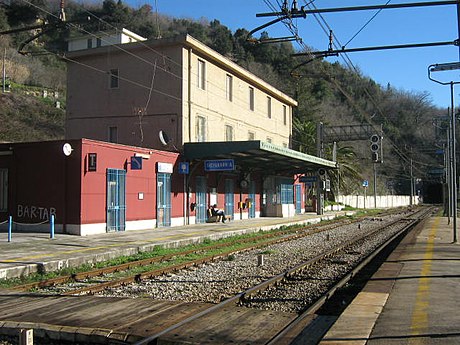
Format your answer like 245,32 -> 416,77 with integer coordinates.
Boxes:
63,143 -> 73,156
159,130 -> 170,146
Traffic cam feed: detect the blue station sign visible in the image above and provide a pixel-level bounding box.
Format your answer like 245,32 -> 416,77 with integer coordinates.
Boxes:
178,162 -> 190,174
131,156 -> 143,170
299,176 -> 317,183
205,159 -> 235,171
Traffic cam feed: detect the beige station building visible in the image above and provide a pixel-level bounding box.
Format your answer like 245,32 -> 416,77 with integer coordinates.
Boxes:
65,31 -> 296,150
58,29 -> 336,227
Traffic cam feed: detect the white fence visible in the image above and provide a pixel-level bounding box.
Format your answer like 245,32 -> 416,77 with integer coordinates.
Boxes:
337,195 -> 419,209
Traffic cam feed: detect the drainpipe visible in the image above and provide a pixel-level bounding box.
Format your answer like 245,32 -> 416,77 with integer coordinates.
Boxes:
188,48 -> 192,143
184,173 -> 188,225
185,48 -> 193,225
2,48 -> 6,93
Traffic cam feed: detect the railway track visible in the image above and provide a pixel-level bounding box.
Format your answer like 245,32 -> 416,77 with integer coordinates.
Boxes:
132,206 -> 434,344
14,215 -> 361,294
22,208 -> 411,296
0,206 -> 433,345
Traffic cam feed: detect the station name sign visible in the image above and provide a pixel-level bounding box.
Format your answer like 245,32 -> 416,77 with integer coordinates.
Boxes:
205,159 -> 235,171
299,176 -> 317,183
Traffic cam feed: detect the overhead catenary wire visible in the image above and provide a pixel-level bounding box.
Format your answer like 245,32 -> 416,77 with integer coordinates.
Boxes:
261,0 -> 431,179
343,0 -> 392,48
299,1 -> 423,169
15,0 -> 437,178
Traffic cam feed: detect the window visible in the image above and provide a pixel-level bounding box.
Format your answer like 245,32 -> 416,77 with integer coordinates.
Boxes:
197,59 -> 206,90
0,169 -> 7,212
96,38 -> 102,47
196,115 -> 206,142
248,131 -> 255,140
267,96 -> 272,118
109,69 -> 119,89
226,74 -> 233,101
87,38 -> 92,49
109,126 -> 118,143
157,173 -> 172,227
283,105 -> 287,125
249,87 -> 254,111
280,182 -> 294,204
225,125 -> 234,141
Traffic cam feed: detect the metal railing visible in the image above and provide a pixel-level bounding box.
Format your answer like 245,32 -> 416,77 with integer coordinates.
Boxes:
1,215 -> 55,242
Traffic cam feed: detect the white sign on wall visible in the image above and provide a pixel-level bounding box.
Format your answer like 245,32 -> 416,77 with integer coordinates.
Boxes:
157,162 -> 173,173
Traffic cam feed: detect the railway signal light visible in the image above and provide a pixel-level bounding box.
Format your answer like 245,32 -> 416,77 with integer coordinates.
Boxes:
372,152 -> 379,162
370,134 -> 379,151
318,168 -> 326,179
370,134 -> 382,163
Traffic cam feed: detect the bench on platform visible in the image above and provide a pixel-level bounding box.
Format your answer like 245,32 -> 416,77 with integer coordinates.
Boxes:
206,208 -> 232,223
206,208 -> 222,223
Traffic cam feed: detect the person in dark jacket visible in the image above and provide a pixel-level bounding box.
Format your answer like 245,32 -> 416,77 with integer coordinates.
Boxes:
211,204 -> 226,223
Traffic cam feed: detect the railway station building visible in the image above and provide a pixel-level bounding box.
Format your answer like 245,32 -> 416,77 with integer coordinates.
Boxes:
0,30 -> 336,236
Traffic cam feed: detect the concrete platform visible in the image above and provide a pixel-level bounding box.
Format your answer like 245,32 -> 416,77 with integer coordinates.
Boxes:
0,211 -> 351,280
320,215 -> 460,345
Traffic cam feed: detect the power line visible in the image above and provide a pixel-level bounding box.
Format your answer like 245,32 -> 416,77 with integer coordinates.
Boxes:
299,1 -> 424,167
343,0 -> 392,48
16,0 -> 285,114
14,0 -> 294,141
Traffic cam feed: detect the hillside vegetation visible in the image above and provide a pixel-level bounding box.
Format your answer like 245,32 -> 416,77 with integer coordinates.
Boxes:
0,89 -> 65,142
0,0 -> 444,195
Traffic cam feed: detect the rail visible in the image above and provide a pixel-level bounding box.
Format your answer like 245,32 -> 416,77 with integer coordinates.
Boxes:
135,207 -> 434,345
11,216 -> 357,292
266,206 -> 434,344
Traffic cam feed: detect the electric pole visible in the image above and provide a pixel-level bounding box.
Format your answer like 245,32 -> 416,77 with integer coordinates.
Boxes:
2,48 -> 6,93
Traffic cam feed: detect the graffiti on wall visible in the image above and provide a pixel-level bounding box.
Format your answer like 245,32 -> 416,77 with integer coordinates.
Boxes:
17,205 -> 57,221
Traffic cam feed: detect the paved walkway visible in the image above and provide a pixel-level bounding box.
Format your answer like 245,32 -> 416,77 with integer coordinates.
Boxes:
320,215 -> 460,345
0,211 -> 351,280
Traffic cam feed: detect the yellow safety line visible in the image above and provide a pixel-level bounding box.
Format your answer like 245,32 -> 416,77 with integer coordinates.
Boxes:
1,231 -> 207,262
409,216 -> 440,344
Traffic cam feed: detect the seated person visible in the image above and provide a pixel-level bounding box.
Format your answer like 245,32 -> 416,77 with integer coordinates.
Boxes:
211,204 -> 227,223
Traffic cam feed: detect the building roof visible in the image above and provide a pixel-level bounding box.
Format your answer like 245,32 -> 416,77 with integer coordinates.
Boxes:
67,28 -> 147,44
183,141 -> 336,175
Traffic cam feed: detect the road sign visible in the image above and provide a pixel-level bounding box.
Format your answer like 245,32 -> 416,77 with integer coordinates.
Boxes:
178,162 -> 189,174
363,180 -> 369,187
204,159 -> 235,171
131,156 -> 143,170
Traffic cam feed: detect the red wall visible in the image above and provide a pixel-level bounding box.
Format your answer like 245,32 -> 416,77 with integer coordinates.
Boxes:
80,139 -> 182,225
0,140 -> 81,227
0,139 -> 183,232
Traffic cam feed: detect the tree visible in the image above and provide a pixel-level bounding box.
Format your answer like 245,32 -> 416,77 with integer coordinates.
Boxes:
209,20 -> 233,56
233,28 -> 253,62
5,0 -> 47,27
326,145 -> 363,198
292,118 -> 317,154
0,6 -> 9,32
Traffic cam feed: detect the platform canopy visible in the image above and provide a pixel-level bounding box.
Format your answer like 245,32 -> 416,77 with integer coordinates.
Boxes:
183,141 -> 337,175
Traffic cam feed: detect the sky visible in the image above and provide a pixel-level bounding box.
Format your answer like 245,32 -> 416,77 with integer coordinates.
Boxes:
126,0 -> 459,109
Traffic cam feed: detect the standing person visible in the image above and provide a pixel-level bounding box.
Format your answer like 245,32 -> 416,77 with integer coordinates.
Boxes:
211,204 -> 227,223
